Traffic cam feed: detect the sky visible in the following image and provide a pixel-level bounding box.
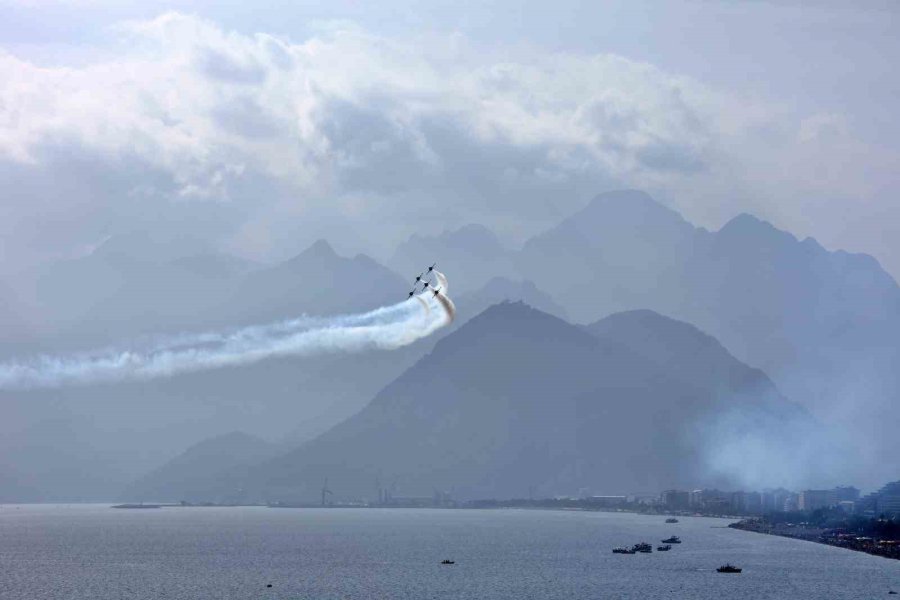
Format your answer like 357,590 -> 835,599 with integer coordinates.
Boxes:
0,0 -> 898,278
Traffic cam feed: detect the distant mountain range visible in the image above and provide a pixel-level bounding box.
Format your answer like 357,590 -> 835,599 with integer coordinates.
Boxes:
123,432 -> 277,503
389,224 -> 515,294
124,302 -> 814,503
3,188 -> 898,500
517,190 -> 900,483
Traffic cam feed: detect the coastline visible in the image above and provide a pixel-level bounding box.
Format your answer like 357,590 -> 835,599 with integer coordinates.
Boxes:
729,518 -> 900,561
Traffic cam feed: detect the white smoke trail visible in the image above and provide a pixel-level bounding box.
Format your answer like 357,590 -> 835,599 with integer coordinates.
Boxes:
0,287 -> 454,390
415,295 -> 431,318
434,270 -> 449,294
434,291 -> 456,324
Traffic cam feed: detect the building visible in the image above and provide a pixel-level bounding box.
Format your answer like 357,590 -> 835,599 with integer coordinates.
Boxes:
660,490 -> 690,510
875,481 -> 900,517
833,486 -> 861,503
783,493 -> 800,512
586,496 -> 627,508
762,488 -> 792,513
745,491 -> 762,514
689,489 -> 730,512
799,489 -> 836,511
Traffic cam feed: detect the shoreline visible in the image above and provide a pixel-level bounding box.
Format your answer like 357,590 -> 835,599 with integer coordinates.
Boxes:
729,519 -> 900,561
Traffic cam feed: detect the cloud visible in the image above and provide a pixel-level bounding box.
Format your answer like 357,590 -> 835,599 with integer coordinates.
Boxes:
0,11 -> 897,275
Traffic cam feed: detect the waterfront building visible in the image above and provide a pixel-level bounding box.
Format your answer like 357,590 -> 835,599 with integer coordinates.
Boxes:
833,486 -> 861,503
783,493 -> 800,512
874,481 -> 900,517
746,491 -> 762,513
689,489 -> 704,508
586,496 -> 627,508
762,488 -> 792,513
799,489 -> 837,511
660,489 -> 690,509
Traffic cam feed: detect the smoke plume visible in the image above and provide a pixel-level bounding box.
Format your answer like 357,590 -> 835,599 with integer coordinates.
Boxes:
0,282 -> 455,390
434,270 -> 449,294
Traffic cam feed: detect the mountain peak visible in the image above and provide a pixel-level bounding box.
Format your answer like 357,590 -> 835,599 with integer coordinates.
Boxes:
582,189 -> 686,223
718,213 -> 797,245
302,239 -> 337,258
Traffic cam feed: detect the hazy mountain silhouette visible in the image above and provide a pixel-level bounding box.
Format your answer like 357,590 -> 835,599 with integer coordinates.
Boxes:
122,431 -> 276,503
389,224 -> 514,294
1,239 -> 426,501
517,190 -> 900,485
23,233 -> 256,349
226,240 -> 407,325
517,190 -> 696,322
454,277 -> 568,322
157,302 -> 811,503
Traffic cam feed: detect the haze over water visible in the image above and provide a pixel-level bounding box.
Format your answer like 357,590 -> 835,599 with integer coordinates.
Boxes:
1,506 -> 897,599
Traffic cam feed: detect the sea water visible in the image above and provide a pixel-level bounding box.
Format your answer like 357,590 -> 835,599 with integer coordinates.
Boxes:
1,505 -> 898,599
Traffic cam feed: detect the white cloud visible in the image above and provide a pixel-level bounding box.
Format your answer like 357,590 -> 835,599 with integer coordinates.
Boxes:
0,12 -> 897,275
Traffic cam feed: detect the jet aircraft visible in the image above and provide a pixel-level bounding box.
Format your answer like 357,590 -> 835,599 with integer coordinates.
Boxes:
431,286 -> 442,298
426,263 -> 437,273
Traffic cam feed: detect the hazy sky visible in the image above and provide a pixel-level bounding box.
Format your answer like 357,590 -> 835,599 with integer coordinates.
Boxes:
1,0 -> 898,277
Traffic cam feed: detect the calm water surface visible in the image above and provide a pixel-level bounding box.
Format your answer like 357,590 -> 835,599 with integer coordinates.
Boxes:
1,505 -> 898,599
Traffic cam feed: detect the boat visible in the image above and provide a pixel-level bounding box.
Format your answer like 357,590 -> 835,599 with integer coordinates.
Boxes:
632,542 -> 652,553
656,545 -> 672,551
111,503 -> 161,509
665,517 -> 679,523
440,559 -> 455,565
613,547 -> 636,554
717,564 -> 742,573
661,536 -> 682,544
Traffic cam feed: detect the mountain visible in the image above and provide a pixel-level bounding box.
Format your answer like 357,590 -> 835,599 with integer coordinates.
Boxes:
225,240 -> 407,325
175,302 -> 814,503
517,191 -> 900,485
25,233 -> 257,348
517,189 -> 697,322
1,238 -> 428,501
454,277 -> 568,322
122,432 -> 276,503
585,309 -> 770,391
389,224 -> 515,294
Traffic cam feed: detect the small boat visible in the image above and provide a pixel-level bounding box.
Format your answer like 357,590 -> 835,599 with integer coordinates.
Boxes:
441,559 -> 455,565
656,545 -> 672,551
661,536 -> 682,544
632,542 -> 652,553
665,517 -> 679,523
612,547 -> 630,554
717,564 -> 742,573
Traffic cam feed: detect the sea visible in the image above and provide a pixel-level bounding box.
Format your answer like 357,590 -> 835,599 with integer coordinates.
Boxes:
1,504 -> 898,599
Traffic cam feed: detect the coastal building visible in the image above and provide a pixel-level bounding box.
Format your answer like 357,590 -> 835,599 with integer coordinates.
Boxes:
660,490 -> 690,509
875,481 -> 900,517
783,493 -> 800,512
586,496 -> 627,508
833,486 -> 861,503
762,488 -> 792,513
688,489 -> 731,513
746,491 -> 762,513
799,489 -> 837,511
689,490 -> 704,508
